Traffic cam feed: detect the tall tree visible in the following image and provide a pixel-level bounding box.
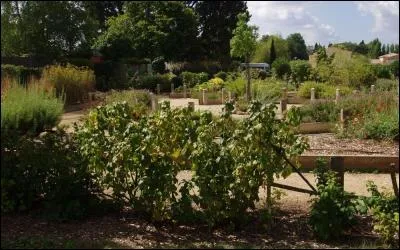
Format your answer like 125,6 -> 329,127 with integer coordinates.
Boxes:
94,1 -> 199,61
367,38 -> 382,58
193,1 -> 248,65
269,38 -> 276,65
230,12 -> 258,101
251,35 -> 289,63
286,33 -> 308,60
81,1 -> 124,31
354,40 -> 368,55
394,44 -> 399,53
390,44 -> 395,53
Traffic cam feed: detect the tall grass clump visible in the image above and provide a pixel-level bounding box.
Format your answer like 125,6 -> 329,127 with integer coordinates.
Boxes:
1,78 -> 64,136
41,64 -> 95,105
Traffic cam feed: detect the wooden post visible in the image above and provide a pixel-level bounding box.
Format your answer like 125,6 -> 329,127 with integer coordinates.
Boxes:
157,84 -> 160,95
228,91 -> 232,102
202,89 -> 207,105
335,88 -> 340,104
280,99 -> 287,114
171,83 -> 174,93
331,156 -> 344,189
188,102 -> 195,112
340,108 -> 344,131
390,163 -> 399,197
221,88 -> 225,103
266,182 -> 272,213
282,87 -> 288,100
150,93 -> 158,111
311,88 -> 315,102
371,85 -> 375,94
183,84 -> 187,99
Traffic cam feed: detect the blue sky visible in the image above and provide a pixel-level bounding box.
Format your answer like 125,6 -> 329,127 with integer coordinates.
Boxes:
247,1 -> 399,46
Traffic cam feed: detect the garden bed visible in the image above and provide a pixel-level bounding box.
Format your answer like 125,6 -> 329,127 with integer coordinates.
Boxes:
295,122 -> 334,134
169,92 -> 192,98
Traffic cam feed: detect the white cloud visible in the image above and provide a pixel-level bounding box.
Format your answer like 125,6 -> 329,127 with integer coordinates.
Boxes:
356,1 -> 399,41
247,1 -> 339,45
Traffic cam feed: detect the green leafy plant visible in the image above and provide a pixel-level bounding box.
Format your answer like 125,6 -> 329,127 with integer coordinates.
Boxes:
152,56 -> 166,74
309,158 -> 357,240
181,71 -> 209,88
299,100 -> 338,123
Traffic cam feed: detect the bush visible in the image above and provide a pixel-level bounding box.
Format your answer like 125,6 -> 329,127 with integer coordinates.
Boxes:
152,56 -> 166,74
181,71 -> 209,88
299,100 -> 338,123
309,158 -> 357,240
1,64 -> 42,84
41,64 -> 95,105
59,58 -> 94,69
361,109 -> 399,140
1,79 -> 63,136
258,70 -> 268,80
389,60 -> 399,78
362,181 -> 399,247
298,81 -> 353,99
1,129 -> 110,220
103,90 -> 151,118
208,77 -> 224,90
290,60 -> 311,84
253,79 -> 295,103
134,74 -> 171,92
272,58 -> 291,79
372,64 -> 392,79
214,71 -> 228,81
166,61 -> 222,76
375,78 -> 399,92
225,77 -> 246,97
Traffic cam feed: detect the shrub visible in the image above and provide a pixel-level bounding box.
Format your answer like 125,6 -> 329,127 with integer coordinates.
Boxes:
309,158 -> 357,240
181,71 -> 209,88
271,58 -> 291,79
298,81 -> 353,99
208,77 -> 224,90
1,79 -> 63,136
214,71 -> 228,81
59,58 -> 94,69
375,78 -> 399,92
372,64 -> 392,79
299,100 -> 338,123
258,70 -> 268,80
225,77 -> 246,97
1,129 -> 110,220
362,181 -> 399,247
289,60 -> 311,84
253,79 -> 295,103
166,61 -> 222,76
389,60 -> 399,78
41,64 -> 95,105
152,56 -> 166,74
135,74 -> 171,92
103,90 -> 151,118
1,64 -> 42,84
361,109 -> 399,140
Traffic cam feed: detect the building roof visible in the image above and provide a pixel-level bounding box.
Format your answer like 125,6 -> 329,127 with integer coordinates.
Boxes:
379,53 -> 399,59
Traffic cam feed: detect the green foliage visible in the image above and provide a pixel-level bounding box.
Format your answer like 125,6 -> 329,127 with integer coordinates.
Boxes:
389,60 -> 399,78
252,79 -> 295,103
289,60 -> 311,85
252,35 -> 289,63
298,81 -> 353,99
76,102 -> 199,222
152,56 -> 166,74
230,12 -> 258,61
299,100 -> 338,123
41,64 -> 95,105
375,79 -> 399,92
189,102 -> 308,227
271,58 -> 291,79
214,71 -> 228,81
360,108 -> 399,140
1,79 -> 63,136
225,76 -> 246,96
362,181 -> 399,247
103,90 -> 151,118
372,64 -> 392,79
134,74 -> 171,92
309,159 -> 357,240
1,64 -> 42,84
258,70 -> 268,80
181,71 -> 209,88
286,33 -> 308,60
1,129 -> 109,220
59,58 -> 94,69
167,61 -> 222,76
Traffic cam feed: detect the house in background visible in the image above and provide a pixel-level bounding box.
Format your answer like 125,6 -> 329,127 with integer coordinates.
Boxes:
371,53 -> 399,65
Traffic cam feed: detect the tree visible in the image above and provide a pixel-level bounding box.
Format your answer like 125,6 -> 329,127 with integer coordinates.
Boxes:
1,1 -> 99,58
286,33 -> 308,60
193,1 -> 248,65
394,44 -> 399,53
251,35 -> 289,63
290,60 -> 311,87
94,1 -> 199,61
81,1 -> 124,31
269,38 -> 276,65
354,40 -> 368,55
390,44 -> 395,53
230,12 -> 258,101
367,38 -> 382,59
271,58 -> 291,79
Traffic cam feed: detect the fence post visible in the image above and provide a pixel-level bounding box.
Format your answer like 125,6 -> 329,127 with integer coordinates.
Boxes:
171,83 -> 174,93
188,102 -> 195,112
183,84 -> 187,99
280,87 -> 288,114
221,88 -> 225,103
157,84 -> 160,95
228,91 -> 232,102
311,88 -> 315,102
150,92 -> 158,111
202,89 -> 206,105
339,108 -> 344,131
330,156 -> 344,189
390,163 -> 399,198
335,88 -> 340,104
371,84 -> 375,94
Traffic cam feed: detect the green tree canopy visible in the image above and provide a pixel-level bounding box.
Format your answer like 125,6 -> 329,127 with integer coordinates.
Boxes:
286,33 -> 308,60
251,35 -> 289,63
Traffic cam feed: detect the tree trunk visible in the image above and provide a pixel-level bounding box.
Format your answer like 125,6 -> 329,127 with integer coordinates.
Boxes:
246,56 -> 251,101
